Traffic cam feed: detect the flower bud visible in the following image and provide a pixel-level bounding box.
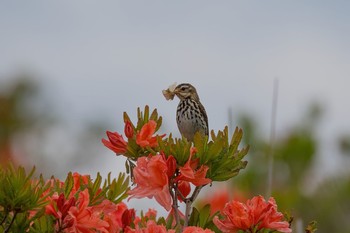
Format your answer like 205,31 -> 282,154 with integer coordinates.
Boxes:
177,180 -> 191,201
122,208 -> 135,229
124,121 -> 134,138
166,155 -> 177,178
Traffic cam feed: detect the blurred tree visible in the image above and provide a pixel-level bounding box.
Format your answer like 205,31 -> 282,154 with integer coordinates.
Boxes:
229,103 -> 350,233
0,76 -> 39,165
0,74 -> 115,178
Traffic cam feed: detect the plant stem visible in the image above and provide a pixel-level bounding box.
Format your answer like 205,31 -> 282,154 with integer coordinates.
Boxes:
183,185 -> 204,227
170,183 -> 180,227
4,211 -> 17,233
266,78 -> 279,199
0,212 -> 8,226
190,185 -> 203,202
184,199 -> 191,228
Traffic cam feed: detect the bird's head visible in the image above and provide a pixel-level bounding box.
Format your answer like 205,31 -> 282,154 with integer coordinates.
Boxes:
174,83 -> 200,101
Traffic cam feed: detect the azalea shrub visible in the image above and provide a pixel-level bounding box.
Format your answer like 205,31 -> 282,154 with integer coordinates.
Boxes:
0,106 -> 315,233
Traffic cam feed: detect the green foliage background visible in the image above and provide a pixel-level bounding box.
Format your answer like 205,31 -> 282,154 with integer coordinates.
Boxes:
231,105 -> 350,233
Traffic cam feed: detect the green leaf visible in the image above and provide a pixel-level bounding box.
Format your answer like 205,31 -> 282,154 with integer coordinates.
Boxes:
195,127 -> 249,182
105,172 -> 130,203
0,165 -> 51,232
144,105 -> 150,122
89,172 -> 106,205
198,204 -> 211,228
306,221 -> 318,233
29,214 -> 55,233
64,172 -> 74,198
188,207 -> 200,226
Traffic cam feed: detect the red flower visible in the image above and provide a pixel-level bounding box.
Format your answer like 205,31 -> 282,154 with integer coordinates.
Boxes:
122,208 -> 136,229
102,131 -> 127,155
45,193 -> 76,229
128,155 -> 172,211
136,120 -> 164,148
175,147 -> 211,187
183,226 -> 214,233
177,180 -> 190,201
213,195 -> 291,233
124,120 -> 134,139
165,155 -> 177,178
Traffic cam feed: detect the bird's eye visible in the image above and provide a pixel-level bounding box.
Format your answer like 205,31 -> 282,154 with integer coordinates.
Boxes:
181,87 -> 186,91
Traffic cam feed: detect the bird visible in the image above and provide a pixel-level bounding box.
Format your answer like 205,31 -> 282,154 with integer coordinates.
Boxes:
173,83 -> 209,141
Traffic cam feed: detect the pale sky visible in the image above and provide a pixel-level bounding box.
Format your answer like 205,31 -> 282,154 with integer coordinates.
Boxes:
1,1 -> 350,215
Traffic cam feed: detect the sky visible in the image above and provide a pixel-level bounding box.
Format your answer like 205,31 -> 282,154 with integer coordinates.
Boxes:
1,1 -> 350,215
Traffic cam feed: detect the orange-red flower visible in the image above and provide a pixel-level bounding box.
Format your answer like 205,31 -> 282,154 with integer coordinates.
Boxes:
183,226 -> 214,233
93,200 -> 128,233
102,131 -> 128,155
213,195 -> 292,233
66,189 -> 109,233
136,120 -> 164,148
71,172 -> 90,196
175,147 -> 211,187
128,155 -> 172,211
125,220 -> 175,233
126,210 -> 170,233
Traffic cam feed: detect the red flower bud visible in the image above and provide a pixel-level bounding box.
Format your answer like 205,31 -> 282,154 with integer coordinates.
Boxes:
122,208 -> 135,229
177,180 -> 191,201
124,121 -> 134,138
102,131 -> 127,155
166,155 -> 177,178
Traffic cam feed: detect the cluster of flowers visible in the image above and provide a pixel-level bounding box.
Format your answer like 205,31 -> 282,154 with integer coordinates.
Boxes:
38,172 -> 208,233
103,120 -> 211,211
41,173 -> 130,232
37,172 -> 290,233
3,105 -> 324,233
11,107 -> 290,233
98,107 -> 292,233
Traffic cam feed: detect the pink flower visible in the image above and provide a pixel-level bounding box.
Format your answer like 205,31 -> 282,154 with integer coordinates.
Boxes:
213,195 -> 292,233
175,147 -> 211,187
128,155 -> 172,211
183,226 -> 214,233
102,131 -> 128,155
136,120 -> 164,148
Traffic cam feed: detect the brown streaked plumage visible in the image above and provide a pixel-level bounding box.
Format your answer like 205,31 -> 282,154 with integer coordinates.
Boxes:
173,83 -> 208,141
